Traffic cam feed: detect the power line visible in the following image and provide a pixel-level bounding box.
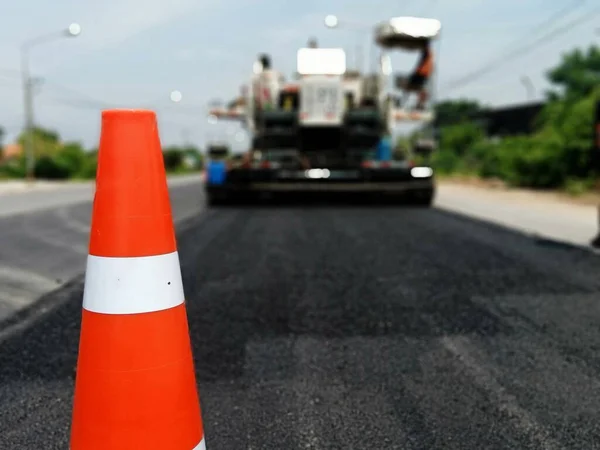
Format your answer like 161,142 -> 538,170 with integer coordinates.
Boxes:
443,5 -> 599,93
46,98 -> 117,109
442,0 -> 588,91
47,98 -> 211,122
41,80 -> 115,109
444,6 -> 587,93
484,0 -> 587,59
0,69 -> 116,110
517,0 -> 587,43
0,71 -> 206,114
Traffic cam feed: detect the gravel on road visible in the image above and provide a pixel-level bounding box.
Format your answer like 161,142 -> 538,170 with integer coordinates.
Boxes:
0,203 -> 600,449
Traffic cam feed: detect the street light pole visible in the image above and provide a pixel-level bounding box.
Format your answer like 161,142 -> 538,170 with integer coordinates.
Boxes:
520,75 -> 535,101
20,45 -> 35,182
20,23 -> 81,182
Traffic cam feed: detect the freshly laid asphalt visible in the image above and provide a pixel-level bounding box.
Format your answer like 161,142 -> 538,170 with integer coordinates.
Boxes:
1,198 -> 600,448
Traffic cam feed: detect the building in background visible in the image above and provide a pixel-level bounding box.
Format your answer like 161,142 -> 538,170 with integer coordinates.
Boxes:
0,143 -> 22,162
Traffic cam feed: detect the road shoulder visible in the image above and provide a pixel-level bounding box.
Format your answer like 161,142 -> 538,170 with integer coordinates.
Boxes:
0,173 -> 202,218
436,180 -> 599,248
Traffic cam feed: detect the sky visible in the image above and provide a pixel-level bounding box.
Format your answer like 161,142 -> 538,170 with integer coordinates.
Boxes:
0,0 -> 598,150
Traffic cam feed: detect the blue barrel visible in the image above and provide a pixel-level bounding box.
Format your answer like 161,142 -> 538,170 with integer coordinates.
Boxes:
206,161 -> 227,185
376,135 -> 392,161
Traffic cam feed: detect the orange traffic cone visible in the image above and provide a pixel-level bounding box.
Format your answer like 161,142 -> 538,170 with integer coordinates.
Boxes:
70,110 -> 205,449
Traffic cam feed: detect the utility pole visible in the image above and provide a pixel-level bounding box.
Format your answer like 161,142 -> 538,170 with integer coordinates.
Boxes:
592,28 -> 600,248
21,45 -> 35,182
19,23 -> 81,182
592,99 -> 600,248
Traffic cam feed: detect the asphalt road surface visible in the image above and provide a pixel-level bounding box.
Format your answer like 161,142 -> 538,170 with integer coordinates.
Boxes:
1,201 -> 600,449
0,177 -> 204,322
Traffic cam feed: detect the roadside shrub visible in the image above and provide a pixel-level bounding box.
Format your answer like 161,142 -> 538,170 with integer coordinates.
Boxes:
563,177 -> 595,196
439,122 -> 485,157
77,152 -> 98,179
163,148 -> 185,171
34,154 -> 72,179
431,88 -> 598,190
0,155 -> 27,178
431,148 -> 462,174
54,143 -> 88,176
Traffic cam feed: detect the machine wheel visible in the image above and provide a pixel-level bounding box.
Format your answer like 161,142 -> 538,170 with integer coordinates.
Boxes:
207,195 -> 223,207
412,188 -> 435,207
206,191 -> 229,207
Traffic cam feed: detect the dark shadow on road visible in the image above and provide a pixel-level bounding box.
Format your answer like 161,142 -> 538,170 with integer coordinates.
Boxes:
207,191 -> 433,209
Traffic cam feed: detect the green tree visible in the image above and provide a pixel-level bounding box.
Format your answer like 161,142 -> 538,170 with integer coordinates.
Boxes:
34,155 -> 72,179
434,99 -> 484,127
439,122 -> 485,156
78,149 -> 98,179
32,140 -> 87,179
432,44 -> 600,189
57,142 -> 87,170
433,122 -> 486,173
546,45 -> 600,102
163,147 -> 185,172
0,125 -> 4,160
16,126 -> 61,159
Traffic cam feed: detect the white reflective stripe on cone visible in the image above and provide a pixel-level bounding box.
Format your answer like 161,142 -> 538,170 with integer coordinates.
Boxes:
194,438 -> 206,450
83,251 -> 185,314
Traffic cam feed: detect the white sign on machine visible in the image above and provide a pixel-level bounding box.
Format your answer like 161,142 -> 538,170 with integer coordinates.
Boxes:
300,76 -> 344,125
297,48 -> 346,126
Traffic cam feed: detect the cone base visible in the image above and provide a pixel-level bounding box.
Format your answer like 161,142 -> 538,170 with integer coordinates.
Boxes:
70,304 -> 203,449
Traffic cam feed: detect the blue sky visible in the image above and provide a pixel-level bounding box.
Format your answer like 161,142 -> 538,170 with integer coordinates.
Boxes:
0,0 -> 598,150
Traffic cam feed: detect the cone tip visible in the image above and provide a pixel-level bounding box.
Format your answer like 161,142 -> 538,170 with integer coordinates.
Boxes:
102,109 -> 156,119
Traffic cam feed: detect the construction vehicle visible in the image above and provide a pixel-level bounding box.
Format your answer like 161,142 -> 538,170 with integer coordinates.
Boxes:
205,16 -> 441,205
